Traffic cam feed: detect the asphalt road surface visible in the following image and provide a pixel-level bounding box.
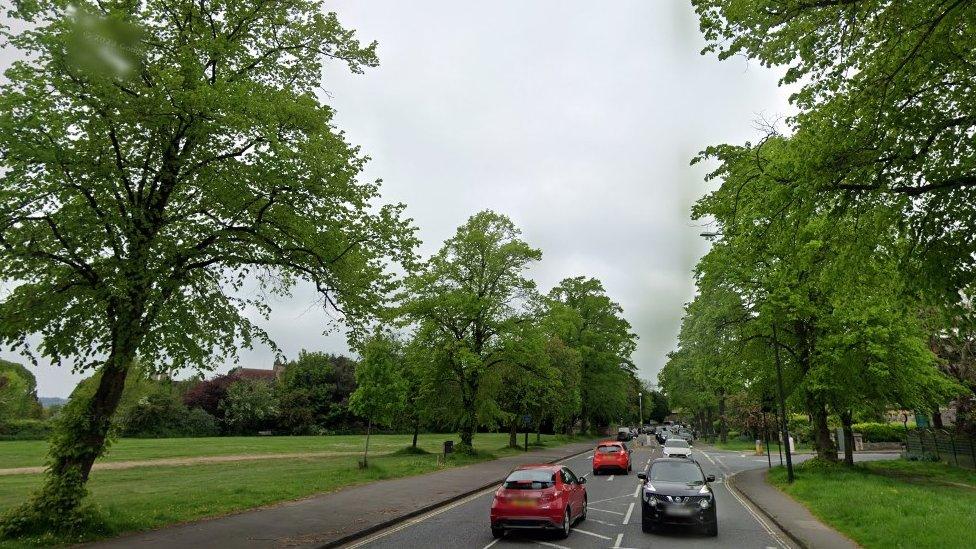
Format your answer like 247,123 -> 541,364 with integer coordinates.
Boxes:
345,441 -> 897,549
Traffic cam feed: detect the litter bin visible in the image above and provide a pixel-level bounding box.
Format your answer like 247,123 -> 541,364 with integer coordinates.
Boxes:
443,440 -> 454,455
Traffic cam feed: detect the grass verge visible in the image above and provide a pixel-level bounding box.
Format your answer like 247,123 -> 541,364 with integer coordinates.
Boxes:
704,438 -> 811,453
768,459 -> 976,548
0,433 -> 570,470
0,434 -> 589,547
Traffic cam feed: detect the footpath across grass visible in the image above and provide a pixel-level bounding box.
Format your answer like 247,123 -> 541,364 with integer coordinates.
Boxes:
768,458 -> 976,549
0,433 -> 588,547
0,432 -> 547,470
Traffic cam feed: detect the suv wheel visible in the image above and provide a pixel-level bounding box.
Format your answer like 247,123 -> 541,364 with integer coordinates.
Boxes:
491,526 -> 505,539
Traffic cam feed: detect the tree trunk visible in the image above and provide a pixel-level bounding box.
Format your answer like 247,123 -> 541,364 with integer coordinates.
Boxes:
509,420 -> 518,448
840,409 -> 854,466
412,420 -> 420,449
363,418 -> 372,467
932,409 -> 944,429
718,391 -> 728,443
808,395 -> 836,461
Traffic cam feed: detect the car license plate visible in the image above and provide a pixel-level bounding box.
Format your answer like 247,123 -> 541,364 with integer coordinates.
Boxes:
665,506 -> 695,516
512,499 -> 536,507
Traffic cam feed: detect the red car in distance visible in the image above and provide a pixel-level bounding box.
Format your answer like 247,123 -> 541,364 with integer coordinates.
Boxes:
490,464 -> 588,539
592,440 -> 632,475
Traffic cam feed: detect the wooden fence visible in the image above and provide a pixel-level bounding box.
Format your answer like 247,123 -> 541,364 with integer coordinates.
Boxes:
905,429 -> 976,469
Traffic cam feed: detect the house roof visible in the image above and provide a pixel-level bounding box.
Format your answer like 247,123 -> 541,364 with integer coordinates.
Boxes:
234,368 -> 277,381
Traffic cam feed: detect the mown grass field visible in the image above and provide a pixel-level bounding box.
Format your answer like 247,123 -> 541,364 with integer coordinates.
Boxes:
769,459 -> 976,548
0,433 -> 587,547
0,432 -> 531,469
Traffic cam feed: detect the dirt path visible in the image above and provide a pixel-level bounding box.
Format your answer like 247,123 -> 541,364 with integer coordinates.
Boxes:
0,450 -> 363,476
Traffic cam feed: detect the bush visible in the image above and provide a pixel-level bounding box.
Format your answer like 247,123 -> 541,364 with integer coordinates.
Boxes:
118,392 -> 220,438
853,422 -> 904,442
0,419 -> 52,440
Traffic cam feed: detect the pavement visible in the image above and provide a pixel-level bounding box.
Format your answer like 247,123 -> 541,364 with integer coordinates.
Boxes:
86,439 -> 600,549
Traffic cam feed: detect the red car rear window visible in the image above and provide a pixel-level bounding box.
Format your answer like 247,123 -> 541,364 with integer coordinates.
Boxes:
504,470 -> 555,489
597,445 -> 622,454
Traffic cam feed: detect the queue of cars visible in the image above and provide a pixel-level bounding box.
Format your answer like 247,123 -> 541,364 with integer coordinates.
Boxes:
489,428 -> 719,540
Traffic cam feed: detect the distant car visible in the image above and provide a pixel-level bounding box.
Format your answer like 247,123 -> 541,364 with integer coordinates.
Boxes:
656,430 -> 670,445
490,464 -> 587,539
662,438 -> 693,459
617,427 -> 633,441
638,458 -> 717,536
592,441 -> 632,475
676,430 -> 694,442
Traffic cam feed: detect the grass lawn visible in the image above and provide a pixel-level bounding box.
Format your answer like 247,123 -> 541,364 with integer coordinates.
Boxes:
0,432 -> 550,469
769,459 -> 976,548
0,433 -> 588,547
702,438 -> 811,453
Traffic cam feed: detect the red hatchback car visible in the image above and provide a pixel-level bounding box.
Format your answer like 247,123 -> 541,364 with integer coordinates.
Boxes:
592,440 -> 632,475
490,464 -> 588,539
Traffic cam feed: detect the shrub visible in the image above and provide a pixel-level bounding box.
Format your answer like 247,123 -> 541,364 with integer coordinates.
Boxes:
852,422 -> 904,442
118,392 -> 220,438
0,419 -> 52,440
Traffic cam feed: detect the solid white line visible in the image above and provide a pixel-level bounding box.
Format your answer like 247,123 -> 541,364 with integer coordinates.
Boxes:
574,528 -> 612,540
589,507 -> 625,515
482,538 -> 501,549
699,451 -> 717,466
622,502 -> 635,525
724,476 -> 790,549
536,542 -> 571,549
613,533 -> 624,547
607,474 -> 614,481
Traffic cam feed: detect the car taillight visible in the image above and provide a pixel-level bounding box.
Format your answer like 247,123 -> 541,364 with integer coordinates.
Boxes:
538,493 -> 555,503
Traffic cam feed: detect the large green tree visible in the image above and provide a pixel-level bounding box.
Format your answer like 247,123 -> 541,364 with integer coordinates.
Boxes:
399,211 -> 541,451
549,277 -> 637,432
0,1 -> 414,534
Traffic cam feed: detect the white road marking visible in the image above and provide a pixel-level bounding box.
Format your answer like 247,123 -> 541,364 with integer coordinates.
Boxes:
344,485 -> 498,548
585,518 -> 616,526
632,483 -> 641,497
589,507 -> 625,515
724,475 -> 790,549
536,542 -> 570,549
574,528 -> 612,540
613,533 -> 624,547
622,502 -> 635,525
607,474 -> 614,481
699,451 -> 717,466
591,494 -> 638,504
482,538 -> 501,549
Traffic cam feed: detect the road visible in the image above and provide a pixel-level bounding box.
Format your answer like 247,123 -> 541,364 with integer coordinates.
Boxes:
344,440 -> 896,549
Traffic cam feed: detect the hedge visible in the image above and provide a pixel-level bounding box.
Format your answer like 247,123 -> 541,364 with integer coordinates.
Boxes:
0,419 -> 52,440
853,422 -> 904,442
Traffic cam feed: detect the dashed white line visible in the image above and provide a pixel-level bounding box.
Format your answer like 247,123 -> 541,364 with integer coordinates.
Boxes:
574,528 -> 612,540
481,538 -> 501,549
585,518 -> 616,526
622,502 -> 635,525
613,533 -> 624,547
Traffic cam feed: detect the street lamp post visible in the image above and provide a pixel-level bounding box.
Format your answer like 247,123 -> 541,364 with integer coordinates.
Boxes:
638,392 -> 643,427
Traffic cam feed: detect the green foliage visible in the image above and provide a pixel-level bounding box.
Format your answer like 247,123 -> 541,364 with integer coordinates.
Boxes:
220,380 -> 278,435
118,391 -> 219,438
349,332 -> 408,429
0,360 -> 42,420
399,211 -> 543,449
0,419 -> 52,441
852,423 -> 905,443
0,0 -> 416,533
548,276 -> 638,430
276,352 -> 357,434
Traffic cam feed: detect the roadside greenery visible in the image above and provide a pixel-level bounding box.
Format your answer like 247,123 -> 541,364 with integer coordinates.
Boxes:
664,0 -> 976,465
769,459 -> 976,549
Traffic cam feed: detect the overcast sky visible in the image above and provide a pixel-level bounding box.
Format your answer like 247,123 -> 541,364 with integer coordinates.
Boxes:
1,1 -> 793,397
